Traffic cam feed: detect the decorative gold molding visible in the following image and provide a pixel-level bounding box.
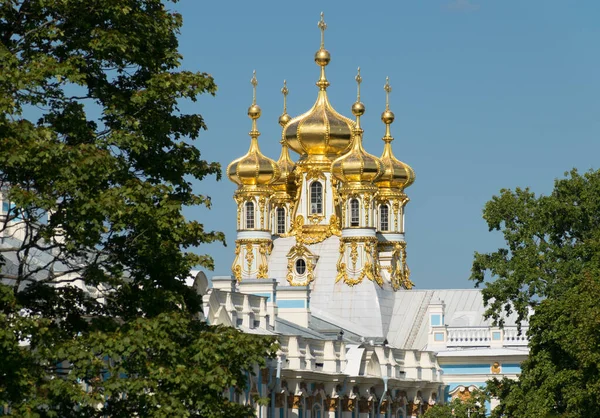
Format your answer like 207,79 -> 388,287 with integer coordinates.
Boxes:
284,214 -> 341,245
245,243 -> 254,271
335,237 -> 383,287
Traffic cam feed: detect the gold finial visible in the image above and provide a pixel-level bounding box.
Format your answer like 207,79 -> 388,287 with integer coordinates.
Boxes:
251,70 -> 258,105
355,67 -> 362,101
381,76 -> 395,139
282,80 -> 288,113
315,12 -> 331,88
279,80 -> 291,127
318,12 -> 327,48
384,76 -> 392,111
352,67 -> 365,124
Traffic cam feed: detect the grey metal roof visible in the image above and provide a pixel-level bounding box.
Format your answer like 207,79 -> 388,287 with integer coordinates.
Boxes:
387,289 -> 524,350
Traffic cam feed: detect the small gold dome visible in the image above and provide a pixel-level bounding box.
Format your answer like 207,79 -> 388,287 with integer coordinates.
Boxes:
272,140 -> 297,193
227,135 -> 280,187
331,131 -> 385,184
376,142 -> 415,191
376,113 -> 415,191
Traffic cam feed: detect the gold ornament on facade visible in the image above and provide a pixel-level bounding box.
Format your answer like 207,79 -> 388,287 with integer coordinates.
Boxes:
491,361 -> 501,374
227,70 -> 280,188
336,237 -> 383,287
285,214 -> 341,245
327,397 -> 338,412
376,77 -> 415,192
350,242 -> 359,269
245,243 -> 254,271
283,13 -> 355,165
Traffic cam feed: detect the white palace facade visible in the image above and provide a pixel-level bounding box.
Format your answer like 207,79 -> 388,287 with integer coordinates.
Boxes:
197,14 -> 529,418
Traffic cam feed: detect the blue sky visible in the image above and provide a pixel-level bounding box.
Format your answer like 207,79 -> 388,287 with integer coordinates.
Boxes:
170,0 -> 600,288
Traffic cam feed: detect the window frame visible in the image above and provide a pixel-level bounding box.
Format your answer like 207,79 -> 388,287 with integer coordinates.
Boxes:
295,258 -> 307,275
276,207 -> 286,234
380,204 -> 389,231
310,181 -> 323,215
245,201 -> 255,229
350,198 -> 360,227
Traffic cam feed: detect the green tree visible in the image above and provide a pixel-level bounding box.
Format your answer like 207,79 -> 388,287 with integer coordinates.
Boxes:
0,1 -> 274,416
424,390 -> 488,418
471,169 -> 600,417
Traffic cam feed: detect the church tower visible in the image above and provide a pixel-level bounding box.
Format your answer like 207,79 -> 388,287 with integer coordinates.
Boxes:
375,78 -> 416,290
227,72 -> 280,281
227,13 -> 417,335
331,69 -> 385,286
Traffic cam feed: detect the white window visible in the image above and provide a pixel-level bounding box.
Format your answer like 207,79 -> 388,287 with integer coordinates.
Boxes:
310,182 -> 323,214
245,201 -> 255,229
276,207 -> 286,234
350,199 -> 360,227
380,204 -> 389,231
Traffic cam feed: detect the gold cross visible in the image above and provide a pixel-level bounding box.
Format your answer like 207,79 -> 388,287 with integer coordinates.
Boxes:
318,12 -> 327,48
281,80 -> 289,113
384,76 -> 392,110
355,67 -> 362,101
251,70 -> 258,105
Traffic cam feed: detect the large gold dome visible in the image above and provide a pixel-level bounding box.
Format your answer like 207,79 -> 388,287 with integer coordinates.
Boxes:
283,37 -> 355,163
283,86 -> 355,163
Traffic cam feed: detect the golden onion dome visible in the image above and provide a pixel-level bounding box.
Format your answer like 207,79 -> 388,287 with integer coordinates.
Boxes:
283,13 -> 355,163
376,78 -> 415,191
272,140 -> 297,192
331,69 -> 384,184
227,71 -> 280,187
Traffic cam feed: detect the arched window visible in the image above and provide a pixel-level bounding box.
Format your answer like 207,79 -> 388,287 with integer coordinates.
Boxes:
380,204 -> 389,231
310,181 -> 323,214
350,199 -> 360,227
276,207 -> 286,234
295,258 -> 307,275
245,201 -> 255,229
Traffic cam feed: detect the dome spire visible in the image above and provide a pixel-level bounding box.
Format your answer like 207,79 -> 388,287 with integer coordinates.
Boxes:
278,80 -> 291,127
376,76 -> 416,191
318,11 -> 327,49
249,70 -> 260,137
352,67 -> 365,130
315,12 -> 331,90
382,76 -> 394,141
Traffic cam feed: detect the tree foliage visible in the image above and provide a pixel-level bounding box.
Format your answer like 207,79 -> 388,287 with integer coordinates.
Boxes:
0,1 -> 274,416
471,169 -> 600,417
